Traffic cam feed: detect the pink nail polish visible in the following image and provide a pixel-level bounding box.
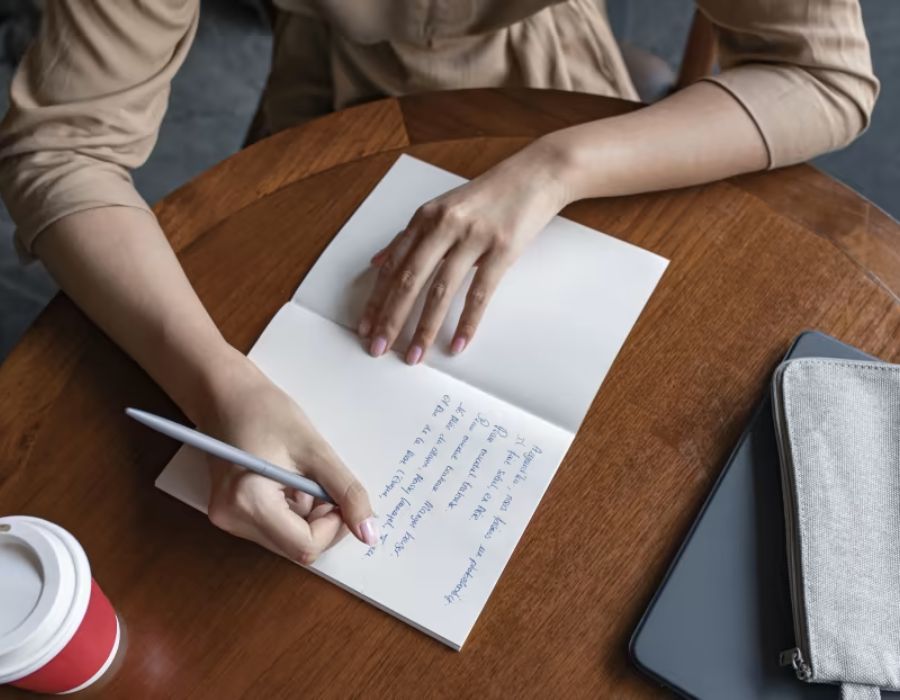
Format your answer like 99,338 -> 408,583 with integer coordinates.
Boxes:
451,336 -> 467,355
406,345 -> 423,365
370,336 -> 387,357
358,318 -> 371,337
359,517 -> 379,546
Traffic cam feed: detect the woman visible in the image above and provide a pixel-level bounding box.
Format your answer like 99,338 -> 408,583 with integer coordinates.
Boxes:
0,1 -> 877,563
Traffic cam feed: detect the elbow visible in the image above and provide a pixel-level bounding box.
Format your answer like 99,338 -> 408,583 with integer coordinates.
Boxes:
819,67 -> 880,152
852,72 -> 879,139
0,150 -> 150,258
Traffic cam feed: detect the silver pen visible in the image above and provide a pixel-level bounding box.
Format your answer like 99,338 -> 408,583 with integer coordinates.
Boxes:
126,407 -> 334,504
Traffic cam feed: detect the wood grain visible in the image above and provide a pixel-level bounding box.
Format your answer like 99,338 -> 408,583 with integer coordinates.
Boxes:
1,89 -> 898,699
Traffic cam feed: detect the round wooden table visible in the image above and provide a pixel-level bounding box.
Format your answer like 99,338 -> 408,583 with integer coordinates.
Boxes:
2,89 -> 898,698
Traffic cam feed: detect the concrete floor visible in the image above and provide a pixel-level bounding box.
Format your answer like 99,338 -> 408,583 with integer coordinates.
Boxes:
1,0 -> 897,360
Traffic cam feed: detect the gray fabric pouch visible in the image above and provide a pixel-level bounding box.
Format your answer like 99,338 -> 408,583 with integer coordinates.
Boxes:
771,358 -> 900,700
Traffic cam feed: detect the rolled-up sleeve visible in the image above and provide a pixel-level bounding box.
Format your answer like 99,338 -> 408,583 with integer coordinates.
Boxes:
697,0 -> 879,169
0,0 -> 199,256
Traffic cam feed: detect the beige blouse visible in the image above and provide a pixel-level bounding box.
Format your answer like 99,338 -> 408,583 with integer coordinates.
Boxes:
0,0 -> 878,256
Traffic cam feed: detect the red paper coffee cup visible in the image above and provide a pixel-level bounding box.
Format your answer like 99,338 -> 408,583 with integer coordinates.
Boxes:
0,516 -> 121,694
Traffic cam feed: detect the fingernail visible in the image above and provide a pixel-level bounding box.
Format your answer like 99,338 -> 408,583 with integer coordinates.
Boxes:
358,517 -> 379,546
370,336 -> 387,357
358,318 -> 371,338
451,335 -> 467,355
406,344 -> 423,365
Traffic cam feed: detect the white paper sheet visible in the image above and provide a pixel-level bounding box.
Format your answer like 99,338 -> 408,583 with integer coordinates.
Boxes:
155,155 -> 668,649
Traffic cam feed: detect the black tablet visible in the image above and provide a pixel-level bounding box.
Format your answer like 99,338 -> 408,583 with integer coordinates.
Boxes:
630,331 -> 896,699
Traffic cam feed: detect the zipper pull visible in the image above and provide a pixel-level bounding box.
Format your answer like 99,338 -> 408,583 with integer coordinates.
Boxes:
779,648 -> 812,681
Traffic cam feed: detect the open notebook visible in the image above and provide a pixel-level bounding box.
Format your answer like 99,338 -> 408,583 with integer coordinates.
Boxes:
156,155 -> 669,650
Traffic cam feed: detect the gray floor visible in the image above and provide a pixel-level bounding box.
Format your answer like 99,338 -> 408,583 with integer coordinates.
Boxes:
1,0 -> 897,361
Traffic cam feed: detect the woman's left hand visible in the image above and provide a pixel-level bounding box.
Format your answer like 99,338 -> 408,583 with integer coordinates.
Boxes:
357,141 -> 571,364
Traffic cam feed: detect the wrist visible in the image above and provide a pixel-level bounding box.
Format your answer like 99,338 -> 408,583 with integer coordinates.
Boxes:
161,339 -> 256,427
200,347 -> 266,427
527,132 -> 584,209
535,124 -> 628,204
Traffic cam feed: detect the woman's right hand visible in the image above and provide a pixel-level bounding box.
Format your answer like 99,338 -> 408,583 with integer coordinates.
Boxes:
34,208 -> 377,566
200,351 -> 379,564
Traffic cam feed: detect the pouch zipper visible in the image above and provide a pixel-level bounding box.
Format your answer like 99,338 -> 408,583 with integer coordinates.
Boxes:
779,647 -> 812,681
772,365 -> 813,682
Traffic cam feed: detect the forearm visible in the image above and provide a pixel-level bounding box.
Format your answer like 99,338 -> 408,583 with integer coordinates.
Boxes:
34,206 -> 241,423
536,81 -> 769,204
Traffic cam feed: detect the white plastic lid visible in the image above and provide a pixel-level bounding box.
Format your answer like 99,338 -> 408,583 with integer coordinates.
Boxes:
0,516 -> 91,684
